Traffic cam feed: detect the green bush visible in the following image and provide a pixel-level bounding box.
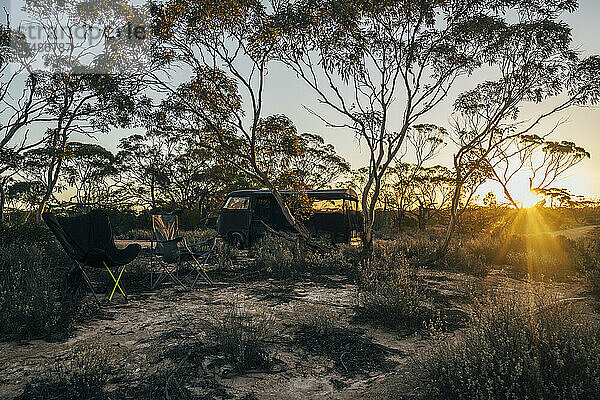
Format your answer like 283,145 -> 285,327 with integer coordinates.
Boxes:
420,286 -> 600,399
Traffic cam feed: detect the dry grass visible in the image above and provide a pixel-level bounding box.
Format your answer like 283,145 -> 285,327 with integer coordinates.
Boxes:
17,342 -> 117,399
356,249 -> 428,329
419,284 -> 600,399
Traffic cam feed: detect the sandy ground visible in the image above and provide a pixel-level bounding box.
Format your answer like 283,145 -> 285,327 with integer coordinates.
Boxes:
0,248 -> 592,399
0,264 -> 485,399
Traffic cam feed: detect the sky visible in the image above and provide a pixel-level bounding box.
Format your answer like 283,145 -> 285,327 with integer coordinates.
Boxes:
257,0 -> 600,202
3,0 -> 600,204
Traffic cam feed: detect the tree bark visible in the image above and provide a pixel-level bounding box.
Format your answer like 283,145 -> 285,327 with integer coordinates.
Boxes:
0,181 -> 5,223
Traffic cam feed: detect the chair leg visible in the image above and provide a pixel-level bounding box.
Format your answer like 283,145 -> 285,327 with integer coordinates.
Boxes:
163,261 -> 187,290
77,262 -> 101,305
104,262 -> 127,302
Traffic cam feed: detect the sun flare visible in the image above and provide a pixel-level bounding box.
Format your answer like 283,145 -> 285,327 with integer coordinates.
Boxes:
518,190 -> 543,208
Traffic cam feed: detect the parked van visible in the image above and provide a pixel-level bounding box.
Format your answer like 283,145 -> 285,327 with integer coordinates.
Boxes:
216,189 -> 363,248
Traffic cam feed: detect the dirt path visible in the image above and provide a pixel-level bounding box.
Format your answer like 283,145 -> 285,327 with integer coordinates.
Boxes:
549,225 -> 600,240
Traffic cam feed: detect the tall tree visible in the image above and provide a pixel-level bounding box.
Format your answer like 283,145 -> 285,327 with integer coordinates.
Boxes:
439,2 -> 600,256
484,135 -> 589,208
0,17 -> 48,221
20,0 -> 149,218
150,0 -> 343,242
273,0 -> 498,252
62,142 -> 117,209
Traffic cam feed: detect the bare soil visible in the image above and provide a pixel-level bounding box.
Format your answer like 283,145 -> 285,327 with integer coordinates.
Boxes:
0,255 -> 591,399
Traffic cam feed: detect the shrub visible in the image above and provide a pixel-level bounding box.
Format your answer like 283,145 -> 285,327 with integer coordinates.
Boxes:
115,228 -> 152,240
0,223 -> 55,245
216,241 -> 237,270
252,235 -> 355,279
252,235 -> 298,278
185,228 -> 217,244
374,232 -> 492,276
17,342 -> 116,399
357,251 -> 427,329
420,286 -> 600,399
294,304 -> 339,337
572,231 -> 600,294
0,224 -> 92,340
206,303 -> 275,373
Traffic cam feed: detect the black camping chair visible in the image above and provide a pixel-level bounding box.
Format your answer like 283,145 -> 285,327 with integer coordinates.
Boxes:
42,210 -> 141,304
150,214 -> 213,290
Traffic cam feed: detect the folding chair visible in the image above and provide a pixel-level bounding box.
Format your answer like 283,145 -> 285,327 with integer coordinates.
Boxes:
42,210 -> 141,304
182,236 -> 215,289
150,215 -> 213,289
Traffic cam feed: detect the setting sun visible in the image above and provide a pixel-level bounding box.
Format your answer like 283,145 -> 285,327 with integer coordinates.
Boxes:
517,189 -> 543,208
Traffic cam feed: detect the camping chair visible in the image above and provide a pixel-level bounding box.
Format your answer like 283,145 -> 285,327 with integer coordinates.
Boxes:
182,236 -> 216,290
150,215 -> 213,290
42,210 -> 141,304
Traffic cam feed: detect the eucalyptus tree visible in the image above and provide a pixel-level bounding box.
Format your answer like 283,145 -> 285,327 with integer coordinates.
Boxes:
0,19 -> 47,221
272,0 -> 499,251
405,165 -> 454,230
439,2 -> 600,255
484,135 -> 590,209
149,0 -> 350,241
62,142 -> 117,208
290,132 -> 350,189
18,0 -> 149,218
115,132 -> 174,210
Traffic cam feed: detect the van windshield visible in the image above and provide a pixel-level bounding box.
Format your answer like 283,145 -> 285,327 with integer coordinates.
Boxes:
224,197 -> 250,210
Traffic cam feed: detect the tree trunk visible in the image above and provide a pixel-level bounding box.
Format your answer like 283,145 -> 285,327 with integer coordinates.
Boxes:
360,194 -> 375,261
268,182 -> 311,240
437,182 -> 461,259
0,182 -> 5,223
150,175 -> 156,212
37,158 -> 63,221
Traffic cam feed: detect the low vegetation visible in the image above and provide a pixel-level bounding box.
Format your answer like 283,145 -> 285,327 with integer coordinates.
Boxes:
356,250 -> 427,330
204,303 -> 277,374
420,285 -> 600,399
251,235 -> 356,279
0,225 -> 95,340
17,342 -> 117,400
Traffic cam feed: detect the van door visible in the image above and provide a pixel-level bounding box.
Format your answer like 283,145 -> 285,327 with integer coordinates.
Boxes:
217,196 -> 252,246
250,196 -> 272,244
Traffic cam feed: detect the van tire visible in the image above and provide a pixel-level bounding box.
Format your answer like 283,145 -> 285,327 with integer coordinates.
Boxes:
228,232 -> 245,249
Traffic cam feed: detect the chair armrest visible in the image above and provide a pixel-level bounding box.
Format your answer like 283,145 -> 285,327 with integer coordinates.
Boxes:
152,236 -> 184,244
185,238 -> 216,252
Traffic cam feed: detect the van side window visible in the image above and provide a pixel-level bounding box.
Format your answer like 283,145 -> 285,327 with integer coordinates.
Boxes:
224,197 -> 250,210
256,198 -> 270,207
312,199 -> 344,212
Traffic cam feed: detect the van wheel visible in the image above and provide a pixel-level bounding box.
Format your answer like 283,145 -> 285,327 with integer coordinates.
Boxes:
228,232 -> 245,249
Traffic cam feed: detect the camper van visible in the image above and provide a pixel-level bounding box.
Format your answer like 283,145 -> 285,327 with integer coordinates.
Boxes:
216,189 -> 363,248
